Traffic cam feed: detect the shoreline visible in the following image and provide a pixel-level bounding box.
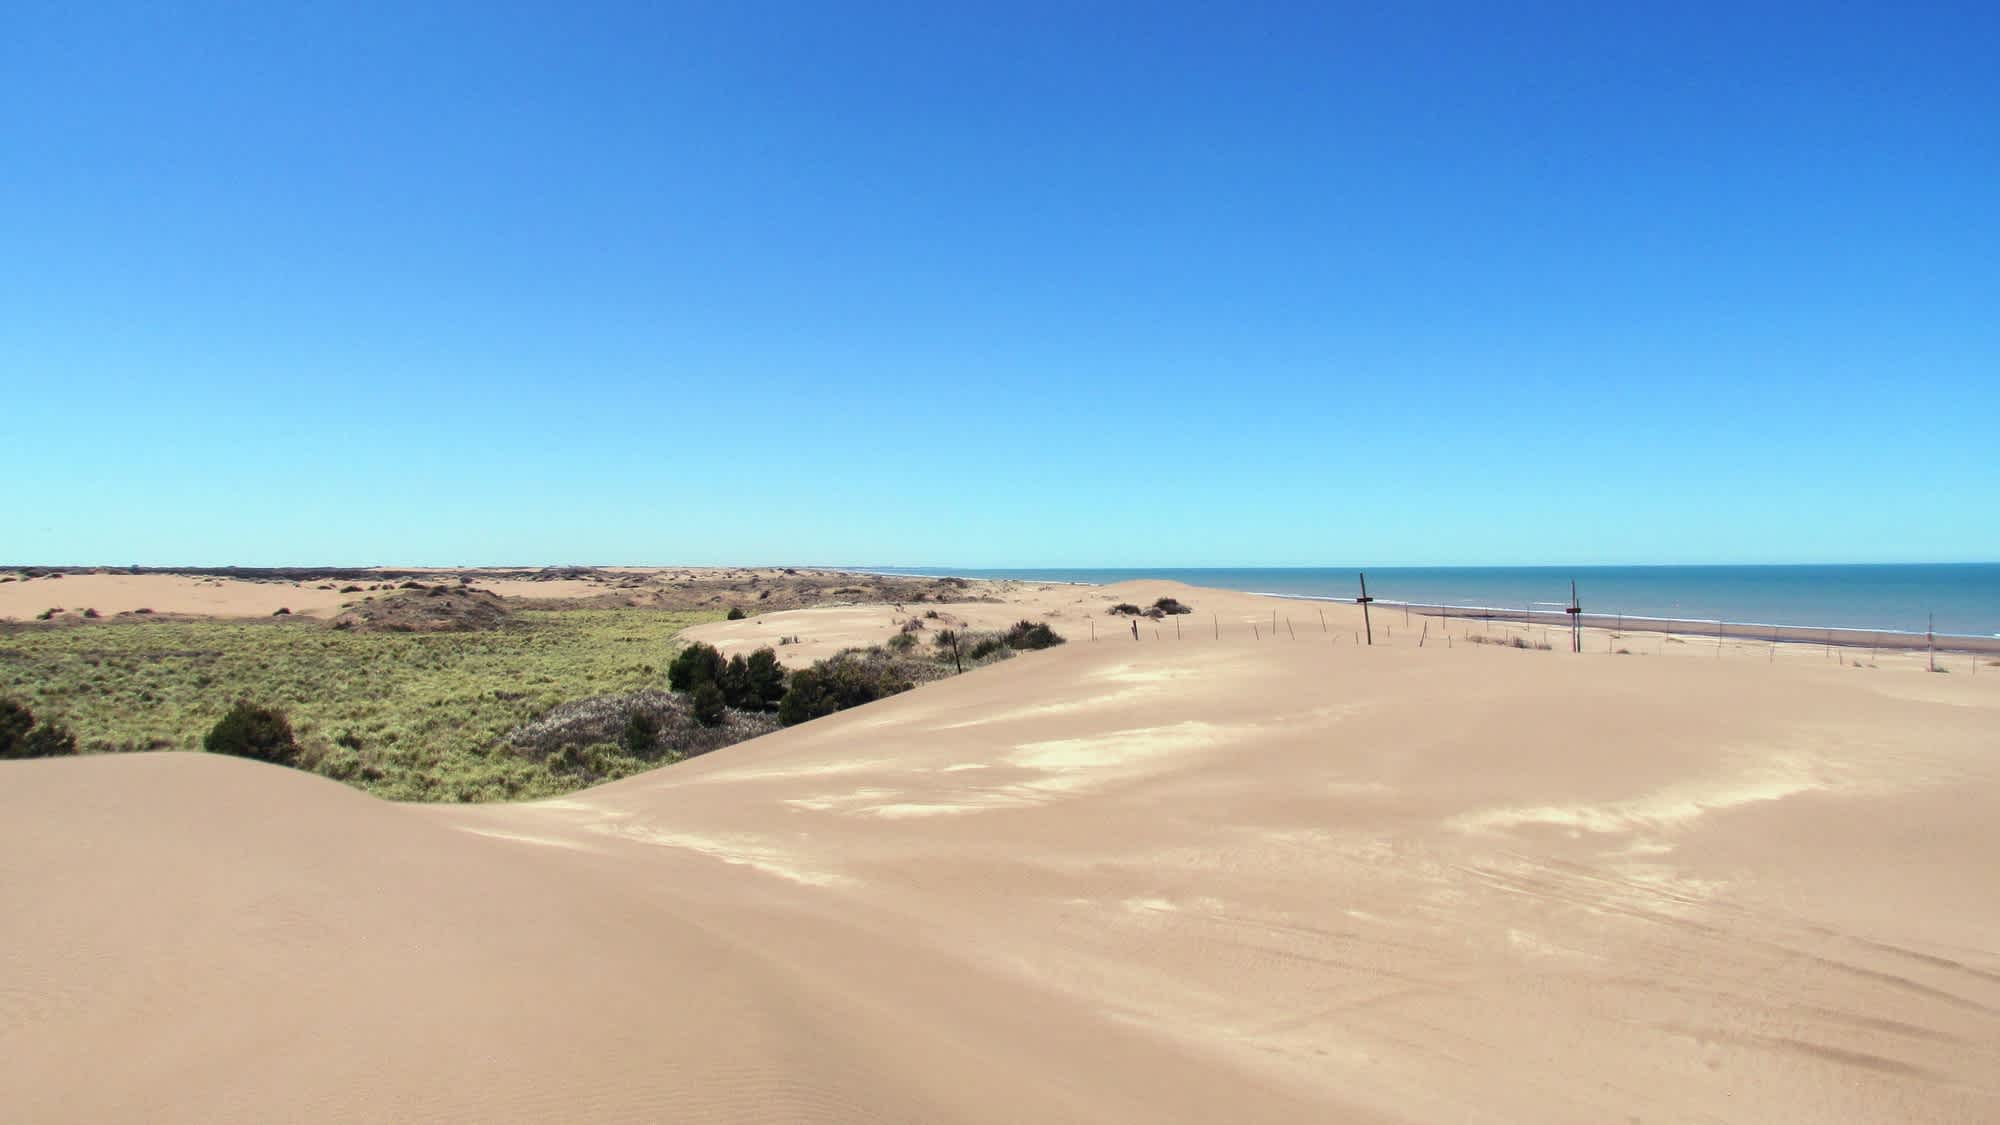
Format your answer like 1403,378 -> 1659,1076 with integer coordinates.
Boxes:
1256,593 -> 2000,654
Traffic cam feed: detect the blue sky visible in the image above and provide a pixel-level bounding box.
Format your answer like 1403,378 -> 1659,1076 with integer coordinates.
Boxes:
4,2 -> 1995,567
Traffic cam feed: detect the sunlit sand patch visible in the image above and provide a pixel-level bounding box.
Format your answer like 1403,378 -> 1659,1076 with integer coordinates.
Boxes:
1123,897 -> 1179,913
782,786 -> 898,812
1449,757 -> 1828,836
1007,720 -> 1235,771
455,826 -> 603,853
1505,928 -> 1603,962
931,687 -> 1155,730
693,758 -> 894,784
1087,662 -> 1214,685
599,825 -> 850,887
938,763 -> 989,772
864,801 -> 993,819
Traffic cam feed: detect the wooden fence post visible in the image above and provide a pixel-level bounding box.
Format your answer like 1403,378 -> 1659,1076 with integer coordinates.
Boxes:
1356,573 -> 1374,645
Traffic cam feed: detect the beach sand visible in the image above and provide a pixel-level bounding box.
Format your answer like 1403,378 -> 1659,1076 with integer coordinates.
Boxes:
3,577 -> 1997,1121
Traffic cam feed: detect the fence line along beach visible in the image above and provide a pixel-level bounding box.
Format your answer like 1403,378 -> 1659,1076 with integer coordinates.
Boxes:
856,564 -> 2000,651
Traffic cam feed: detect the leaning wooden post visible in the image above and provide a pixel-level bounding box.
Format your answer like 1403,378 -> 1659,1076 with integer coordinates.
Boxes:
1213,613 -> 1219,640
1318,607 -> 1326,632
1356,572 -> 1375,645
1928,612 -> 1936,673
1565,579 -> 1581,654
1175,616 -> 1182,640
1286,617 -> 1296,640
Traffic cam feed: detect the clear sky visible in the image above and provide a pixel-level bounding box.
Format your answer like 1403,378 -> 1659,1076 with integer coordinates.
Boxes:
4,2 -> 1995,567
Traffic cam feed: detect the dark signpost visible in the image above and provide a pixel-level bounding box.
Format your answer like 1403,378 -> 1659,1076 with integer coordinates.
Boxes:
1565,579 -> 1582,654
1356,572 -> 1375,646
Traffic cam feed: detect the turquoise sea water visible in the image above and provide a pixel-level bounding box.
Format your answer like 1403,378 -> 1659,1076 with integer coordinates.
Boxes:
858,565 -> 2000,638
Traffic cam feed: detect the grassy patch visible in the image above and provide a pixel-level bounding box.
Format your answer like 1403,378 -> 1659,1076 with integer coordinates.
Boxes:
0,608 -> 721,801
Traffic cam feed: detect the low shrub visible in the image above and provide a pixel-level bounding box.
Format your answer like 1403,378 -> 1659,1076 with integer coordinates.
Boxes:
777,652 -> 916,727
668,642 -> 726,692
1152,597 -> 1193,615
726,606 -> 746,620
969,636 -> 1005,660
1108,603 -> 1142,616
1004,620 -> 1064,651
887,632 -> 917,652
706,647 -> 785,711
82,608 -> 100,619
506,688 -> 777,774
1465,633 -> 1554,651
689,681 -> 727,726
622,709 -> 660,755
204,701 -> 300,765
0,699 -> 73,759
0,699 -> 32,751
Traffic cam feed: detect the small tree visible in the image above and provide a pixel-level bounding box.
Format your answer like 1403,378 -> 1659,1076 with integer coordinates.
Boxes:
0,699 -> 32,756
0,699 -> 77,759
668,642 -> 726,692
744,648 -> 786,710
20,723 -> 77,758
689,682 -> 727,727
204,701 -> 299,765
720,654 -> 754,707
622,709 -> 659,755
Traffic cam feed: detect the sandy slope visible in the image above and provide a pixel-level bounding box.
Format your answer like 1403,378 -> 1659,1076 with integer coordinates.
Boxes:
5,585 -> 1999,1122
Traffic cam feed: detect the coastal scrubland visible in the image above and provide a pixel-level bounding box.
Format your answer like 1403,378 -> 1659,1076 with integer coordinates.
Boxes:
0,588 -> 1067,800
0,608 -> 722,800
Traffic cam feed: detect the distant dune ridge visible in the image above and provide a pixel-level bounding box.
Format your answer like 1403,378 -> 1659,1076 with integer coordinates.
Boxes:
3,573 -> 1998,1121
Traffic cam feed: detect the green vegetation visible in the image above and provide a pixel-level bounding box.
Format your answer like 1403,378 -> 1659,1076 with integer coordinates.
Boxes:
0,698 -> 77,759
1003,619 -> 1065,651
667,642 -> 785,712
204,701 -> 300,765
0,608 -> 720,800
777,652 -> 915,726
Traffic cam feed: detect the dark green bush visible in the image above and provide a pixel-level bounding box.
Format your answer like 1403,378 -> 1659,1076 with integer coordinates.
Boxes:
204,701 -> 300,765
0,699 -> 32,754
969,636 -> 1004,660
1108,603 -> 1142,616
689,682 -> 727,726
1152,597 -> 1192,615
777,654 -> 915,727
712,644 -> 788,704
622,709 -> 659,755
726,606 -> 746,620
20,723 -> 77,758
743,648 -> 786,710
667,642 -> 726,692
1003,620 -> 1064,650
0,699 -> 80,760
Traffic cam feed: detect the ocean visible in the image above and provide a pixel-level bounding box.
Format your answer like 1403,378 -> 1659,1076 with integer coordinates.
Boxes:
856,564 -> 2000,639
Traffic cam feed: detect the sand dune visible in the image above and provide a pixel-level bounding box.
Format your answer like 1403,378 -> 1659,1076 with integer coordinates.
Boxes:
6,584 -> 1999,1121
